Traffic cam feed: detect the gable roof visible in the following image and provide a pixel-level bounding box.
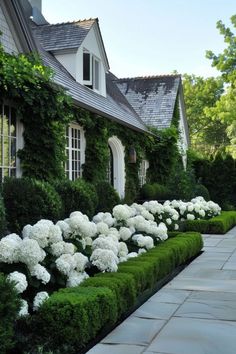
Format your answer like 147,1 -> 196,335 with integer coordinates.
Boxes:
38,45 -> 147,132
32,19 -> 95,52
114,75 -> 181,129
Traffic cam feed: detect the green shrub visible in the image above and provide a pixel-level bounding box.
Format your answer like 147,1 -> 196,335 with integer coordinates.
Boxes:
152,183 -> 171,201
95,181 -> 120,212
25,232 -> 203,353
2,178 -> 63,233
0,273 -> 21,354
139,183 -> 156,200
54,178 -> 98,219
30,287 -> 117,354
81,273 -> 136,316
0,194 -> 6,238
184,211 -> 236,234
194,184 -> 210,201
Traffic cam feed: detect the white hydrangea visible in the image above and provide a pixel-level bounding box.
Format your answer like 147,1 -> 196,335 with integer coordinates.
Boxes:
166,218 -> 172,225
50,241 -> 75,257
118,242 -> 129,258
174,223 -> 179,230
93,212 -> 115,227
56,220 -> 72,239
66,270 -> 89,287
127,252 -> 138,259
73,252 -> 88,272
108,227 -> 120,240
78,221 -> 97,238
22,224 -> 33,239
138,248 -> 147,255
96,222 -> 109,235
18,299 -> 29,317
0,234 -> 22,263
90,249 -> 119,272
28,222 -> 50,248
19,238 -> 46,266
112,204 -> 134,221
132,234 -> 154,250
119,227 -> 132,241
92,236 -> 119,256
187,213 -> 195,221
48,225 -> 63,244
33,291 -> 49,311
55,254 -> 76,276
143,200 -> 164,215
29,264 -> 51,284
7,271 -> 27,293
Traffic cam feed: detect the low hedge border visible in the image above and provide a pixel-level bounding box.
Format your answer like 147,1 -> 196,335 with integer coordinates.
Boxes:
26,232 -> 203,354
184,211 -> 236,234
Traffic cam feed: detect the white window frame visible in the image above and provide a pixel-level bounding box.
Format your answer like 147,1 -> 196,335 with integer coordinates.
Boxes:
93,56 -> 100,93
83,50 -> 92,86
65,123 -> 85,181
139,159 -> 149,187
0,102 -> 23,181
83,48 -> 101,93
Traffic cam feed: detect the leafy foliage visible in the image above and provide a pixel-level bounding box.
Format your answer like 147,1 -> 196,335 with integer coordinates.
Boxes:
95,181 -> 120,213
0,273 -> 21,354
0,194 -> 6,238
2,177 -> 63,233
0,44 -> 73,181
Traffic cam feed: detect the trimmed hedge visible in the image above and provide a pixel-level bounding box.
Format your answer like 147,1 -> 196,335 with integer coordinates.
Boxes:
184,211 -> 236,234
0,273 -> 21,354
0,194 -> 6,238
53,179 -> 98,219
95,181 -> 120,213
2,177 -> 63,233
28,232 -> 203,353
30,287 -> 117,354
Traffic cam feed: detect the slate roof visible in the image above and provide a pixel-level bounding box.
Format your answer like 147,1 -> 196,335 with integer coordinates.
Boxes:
114,75 -> 181,129
37,45 -> 147,132
31,19 -> 96,51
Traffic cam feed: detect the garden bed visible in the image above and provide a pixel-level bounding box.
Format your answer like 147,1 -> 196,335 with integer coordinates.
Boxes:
183,211 -> 236,234
17,232 -> 203,354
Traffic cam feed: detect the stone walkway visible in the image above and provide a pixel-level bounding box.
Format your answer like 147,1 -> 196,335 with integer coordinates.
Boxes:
87,227 -> 236,354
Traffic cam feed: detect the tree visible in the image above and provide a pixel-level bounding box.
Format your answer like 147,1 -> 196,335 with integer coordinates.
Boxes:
183,74 -> 228,155
206,14 -> 236,157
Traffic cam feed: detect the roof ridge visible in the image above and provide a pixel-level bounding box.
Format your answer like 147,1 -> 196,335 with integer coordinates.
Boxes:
116,74 -> 181,81
36,18 -> 97,27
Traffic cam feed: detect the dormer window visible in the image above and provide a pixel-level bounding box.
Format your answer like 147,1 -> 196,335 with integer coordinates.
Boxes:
83,50 -> 100,92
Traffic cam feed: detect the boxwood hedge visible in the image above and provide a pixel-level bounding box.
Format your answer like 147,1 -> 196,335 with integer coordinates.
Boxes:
26,232 -> 203,353
184,211 -> 236,234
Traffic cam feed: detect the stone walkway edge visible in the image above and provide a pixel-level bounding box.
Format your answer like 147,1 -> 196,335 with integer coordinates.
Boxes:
87,226 -> 236,354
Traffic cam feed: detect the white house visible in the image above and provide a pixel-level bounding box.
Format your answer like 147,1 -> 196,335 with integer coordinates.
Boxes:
0,0 -> 190,199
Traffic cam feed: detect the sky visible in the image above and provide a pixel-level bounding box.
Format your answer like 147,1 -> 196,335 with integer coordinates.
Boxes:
42,0 -> 236,78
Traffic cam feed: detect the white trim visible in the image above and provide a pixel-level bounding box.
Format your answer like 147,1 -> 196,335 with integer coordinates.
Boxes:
108,136 -> 125,198
66,123 -> 85,180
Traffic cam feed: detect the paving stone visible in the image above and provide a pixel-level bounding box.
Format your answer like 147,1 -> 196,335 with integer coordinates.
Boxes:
179,268 -> 236,280
148,289 -> 191,304
133,301 -> 179,320
203,238 -> 223,247
146,317 -> 236,354
189,290 -> 236,302
202,246 -> 232,253
175,298 -> 236,321
217,239 -> 236,248
165,277 -> 236,292
101,317 -> 166,346
86,343 -> 145,354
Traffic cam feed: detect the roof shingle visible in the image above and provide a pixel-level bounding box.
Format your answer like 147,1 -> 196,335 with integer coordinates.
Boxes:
32,19 -> 96,51
114,75 -> 180,129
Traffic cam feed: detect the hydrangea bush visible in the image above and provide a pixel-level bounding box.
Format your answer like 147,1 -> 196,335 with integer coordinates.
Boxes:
0,196 -> 220,317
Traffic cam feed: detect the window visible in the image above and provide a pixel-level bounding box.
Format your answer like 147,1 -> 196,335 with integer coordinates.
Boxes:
83,50 -> 100,92
0,104 -> 17,180
139,160 -> 149,187
65,124 -> 85,180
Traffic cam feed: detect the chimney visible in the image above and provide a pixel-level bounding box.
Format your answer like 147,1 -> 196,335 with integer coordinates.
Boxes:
28,0 -> 42,13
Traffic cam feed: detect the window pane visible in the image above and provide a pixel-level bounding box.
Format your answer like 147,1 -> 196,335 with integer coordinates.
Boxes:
10,108 -> 16,137
4,137 -> 9,167
3,106 -> 9,136
94,59 -> 99,90
10,137 -> 16,167
83,52 -> 90,81
10,169 -> 16,177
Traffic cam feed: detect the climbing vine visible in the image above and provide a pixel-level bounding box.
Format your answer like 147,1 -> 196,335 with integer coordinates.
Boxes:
0,44 -> 182,201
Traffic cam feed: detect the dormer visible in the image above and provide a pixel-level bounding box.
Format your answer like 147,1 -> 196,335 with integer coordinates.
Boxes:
32,18 -> 109,96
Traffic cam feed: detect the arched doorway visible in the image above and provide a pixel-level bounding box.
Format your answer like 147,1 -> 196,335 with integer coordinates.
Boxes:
108,136 -> 125,198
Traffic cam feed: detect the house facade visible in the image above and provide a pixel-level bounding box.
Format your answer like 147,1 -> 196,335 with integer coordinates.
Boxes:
0,0 -> 189,200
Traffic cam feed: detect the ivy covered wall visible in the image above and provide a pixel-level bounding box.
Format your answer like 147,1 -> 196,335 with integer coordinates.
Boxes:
0,45 -> 182,202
